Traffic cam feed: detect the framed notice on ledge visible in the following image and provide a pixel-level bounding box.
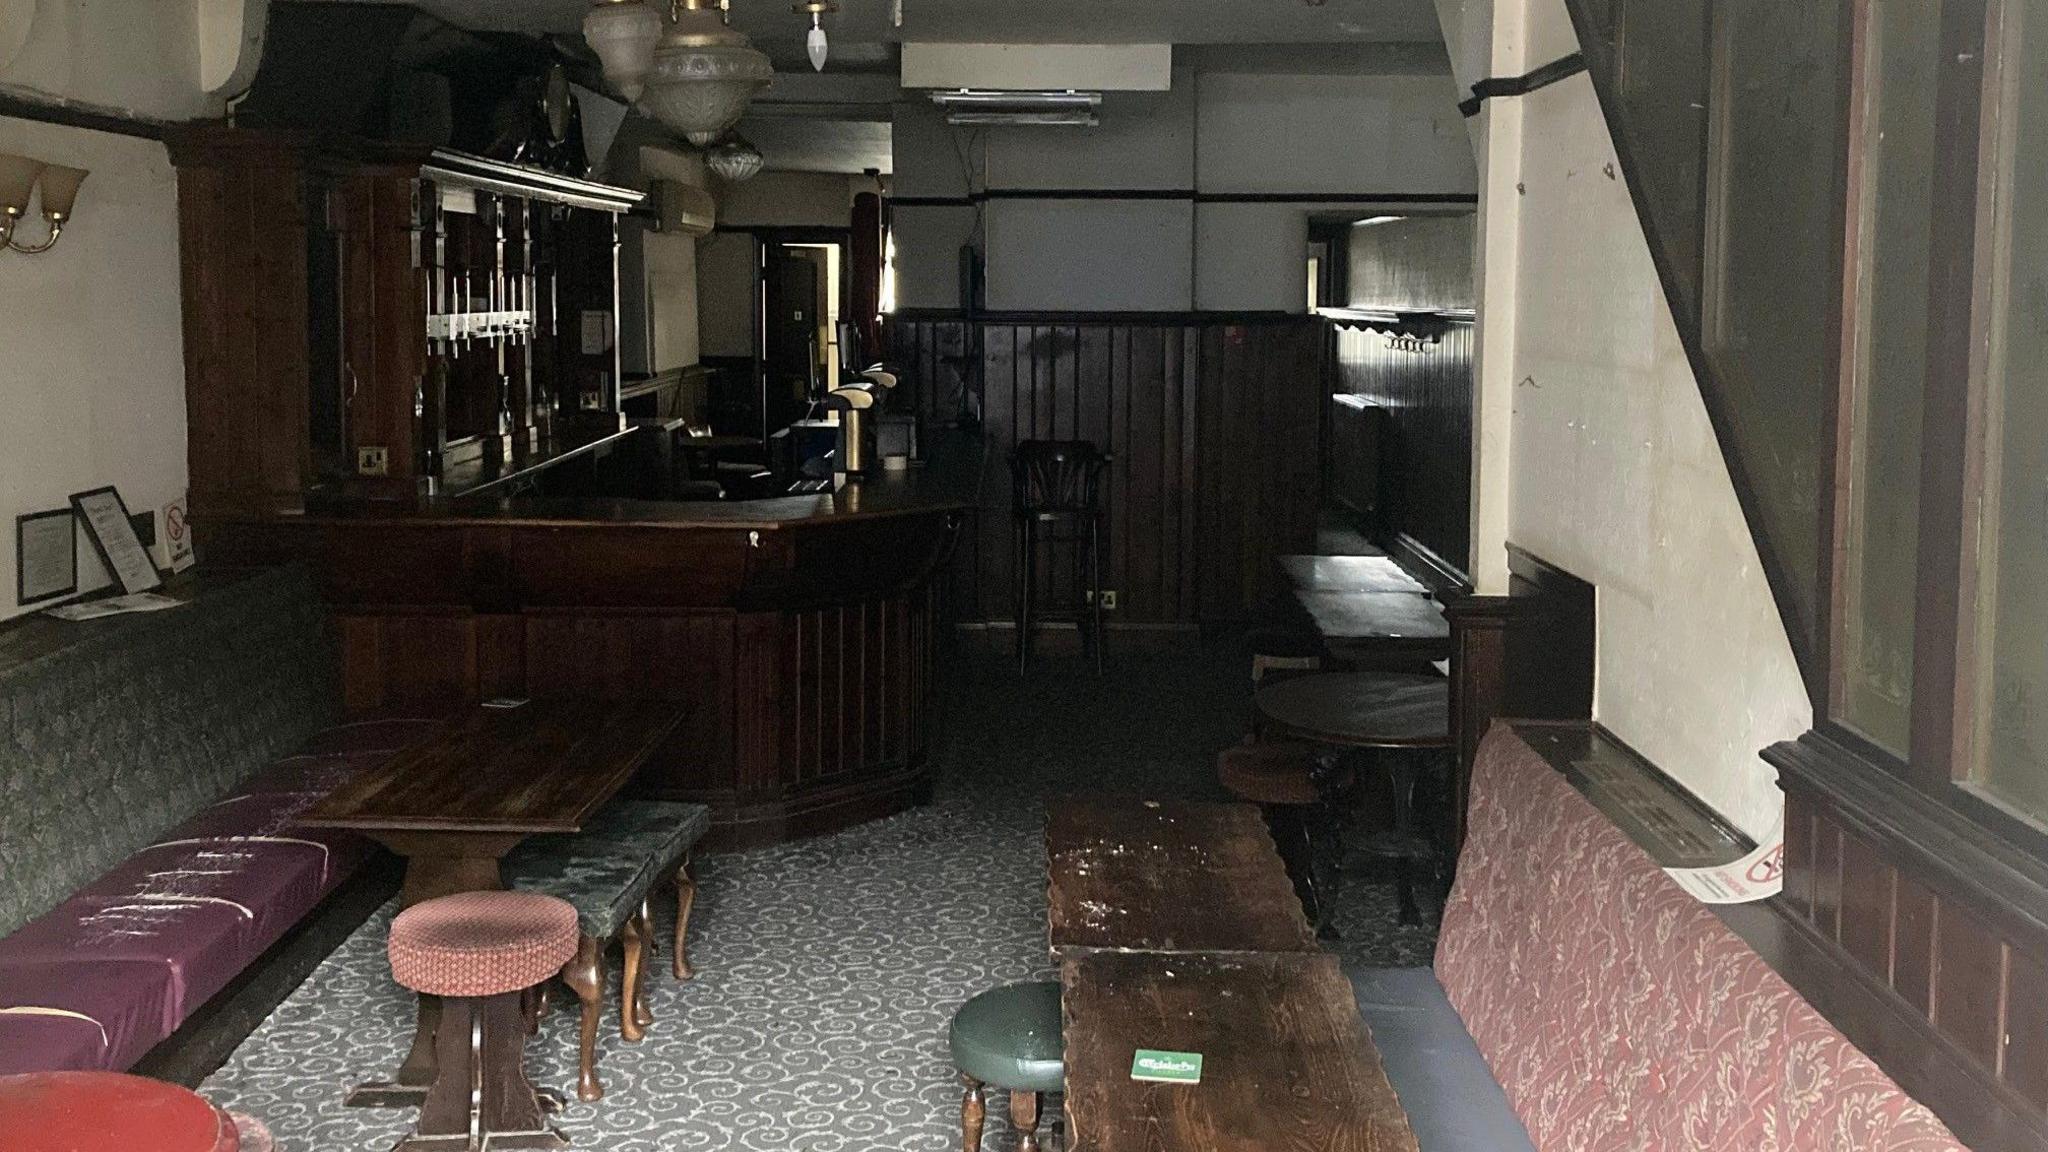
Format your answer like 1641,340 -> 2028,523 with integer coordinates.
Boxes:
69,486 -> 163,595
15,508 -> 78,606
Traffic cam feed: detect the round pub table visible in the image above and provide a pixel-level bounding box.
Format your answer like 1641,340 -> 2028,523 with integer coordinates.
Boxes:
0,1071 -> 259,1152
1252,671 -> 1454,924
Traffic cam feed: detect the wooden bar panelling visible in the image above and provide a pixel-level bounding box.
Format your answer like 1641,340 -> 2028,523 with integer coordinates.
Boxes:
887,315 -> 1324,627
1330,321 -> 1474,582
1753,734 -> 2048,1150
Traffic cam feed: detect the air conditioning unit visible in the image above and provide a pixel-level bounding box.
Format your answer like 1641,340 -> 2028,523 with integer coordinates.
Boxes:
930,89 -> 1102,127
654,181 -> 717,237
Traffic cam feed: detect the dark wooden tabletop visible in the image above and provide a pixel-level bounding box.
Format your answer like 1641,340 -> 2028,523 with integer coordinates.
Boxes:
1046,797 -> 1319,960
300,699 -> 682,835
1062,951 -> 1419,1152
1293,589 -> 1449,642
1278,554 -> 1429,594
1254,671 -> 1453,749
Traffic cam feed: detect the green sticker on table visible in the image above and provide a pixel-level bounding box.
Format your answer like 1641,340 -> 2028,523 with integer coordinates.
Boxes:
1130,1049 -> 1203,1084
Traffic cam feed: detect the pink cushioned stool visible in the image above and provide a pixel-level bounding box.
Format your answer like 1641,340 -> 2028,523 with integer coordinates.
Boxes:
387,892 -> 579,1151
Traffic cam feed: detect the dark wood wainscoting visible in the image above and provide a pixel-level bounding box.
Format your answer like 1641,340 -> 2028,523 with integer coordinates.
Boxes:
331,589 -> 938,850
1735,733 -> 2048,1151
1330,320 -> 1474,584
887,313 -> 1326,629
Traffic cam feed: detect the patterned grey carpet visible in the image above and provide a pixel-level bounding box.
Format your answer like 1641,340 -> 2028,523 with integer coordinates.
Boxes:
202,644 -> 1438,1150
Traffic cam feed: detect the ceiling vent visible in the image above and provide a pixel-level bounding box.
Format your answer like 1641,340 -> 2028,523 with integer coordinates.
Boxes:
929,90 -> 1102,128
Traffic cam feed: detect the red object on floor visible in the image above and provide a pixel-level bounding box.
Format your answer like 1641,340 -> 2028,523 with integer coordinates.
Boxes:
0,1071 -> 239,1152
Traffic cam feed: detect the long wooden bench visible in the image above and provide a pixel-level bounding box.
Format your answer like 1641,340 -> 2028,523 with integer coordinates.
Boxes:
1353,722 -> 1967,1150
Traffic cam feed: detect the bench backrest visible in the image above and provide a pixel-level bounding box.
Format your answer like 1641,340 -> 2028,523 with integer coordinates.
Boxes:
0,566 -> 338,936
1436,723 -> 1963,1151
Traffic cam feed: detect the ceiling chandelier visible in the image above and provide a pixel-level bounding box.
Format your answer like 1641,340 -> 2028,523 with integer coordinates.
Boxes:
584,0 -> 774,147
706,134 -> 765,183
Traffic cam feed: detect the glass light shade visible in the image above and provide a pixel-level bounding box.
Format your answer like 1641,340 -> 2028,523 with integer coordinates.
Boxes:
583,0 -> 663,102
640,7 -> 774,146
706,135 -> 764,183
36,164 -> 87,219
807,22 -> 828,71
0,152 -> 44,213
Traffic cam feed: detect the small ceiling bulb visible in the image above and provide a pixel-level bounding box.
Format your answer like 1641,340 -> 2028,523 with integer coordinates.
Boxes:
795,2 -> 836,71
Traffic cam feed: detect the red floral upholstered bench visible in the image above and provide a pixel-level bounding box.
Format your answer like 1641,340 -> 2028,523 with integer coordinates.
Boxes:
1350,722 -> 1966,1151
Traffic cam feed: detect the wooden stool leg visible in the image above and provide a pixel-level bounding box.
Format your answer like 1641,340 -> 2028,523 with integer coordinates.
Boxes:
961,1076 -> 986,1152
561,936 -> 606,1103
400,992 -> 563,1152
631,901 -> 655,1028
620,917 -> 647,1043
674,854 -> 697,981
1011,1089 -> 1041,1152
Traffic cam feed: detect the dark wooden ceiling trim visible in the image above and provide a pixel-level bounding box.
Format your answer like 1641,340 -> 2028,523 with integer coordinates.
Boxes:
0,92 -> 167,141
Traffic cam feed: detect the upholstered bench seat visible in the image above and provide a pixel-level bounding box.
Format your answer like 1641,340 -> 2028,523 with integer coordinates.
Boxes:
1347,966 -> 1534,1152
505,801 -> 711,943
502,799 -> 712,1101
0,710 -> 435,1075
1396,723 -> 1968,1152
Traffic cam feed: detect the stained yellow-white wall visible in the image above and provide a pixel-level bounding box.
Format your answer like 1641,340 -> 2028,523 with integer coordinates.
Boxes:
0,0 -> 264,620
1437,0 -> 1807,839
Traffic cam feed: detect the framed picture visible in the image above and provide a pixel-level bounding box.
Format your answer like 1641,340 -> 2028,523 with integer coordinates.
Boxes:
69,486 -> 163,595
14,508 -> 78,606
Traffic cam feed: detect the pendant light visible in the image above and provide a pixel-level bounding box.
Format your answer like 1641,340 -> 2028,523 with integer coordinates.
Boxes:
795,2 -> 837,72
706,134 -> 765,183
586,0 -> 774,147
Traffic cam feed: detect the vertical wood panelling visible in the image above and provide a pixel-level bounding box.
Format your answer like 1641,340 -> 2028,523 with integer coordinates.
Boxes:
1773,784 -> 2048,1147
889,315 -> 1324,627
1330,321 -> 1474,578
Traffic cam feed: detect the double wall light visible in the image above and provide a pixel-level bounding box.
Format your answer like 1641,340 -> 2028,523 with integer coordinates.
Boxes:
0,152 -> 88,255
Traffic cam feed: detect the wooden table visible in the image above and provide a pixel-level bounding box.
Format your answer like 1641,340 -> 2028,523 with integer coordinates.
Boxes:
300,698 -> 683,1106
1254,671 -> 1452,750
302,698 -> 684,904
1062,951 -> 1419,1152
1046,798 -> 1317,961
1294,589 -> 1448,648
1278,554 -> 1428,594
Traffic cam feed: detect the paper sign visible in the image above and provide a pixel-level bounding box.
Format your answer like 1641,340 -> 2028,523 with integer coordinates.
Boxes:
1664,814 -> 1784,904
1131,1050 -> 1203,1084
159,496 -> 195,573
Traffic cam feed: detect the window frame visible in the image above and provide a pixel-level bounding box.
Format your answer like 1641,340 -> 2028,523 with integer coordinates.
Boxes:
1819,0 -> 2048,860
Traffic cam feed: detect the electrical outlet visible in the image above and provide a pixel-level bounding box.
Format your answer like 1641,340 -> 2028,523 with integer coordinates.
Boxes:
357,446 -> 391,477
1088,590 -> 1119,610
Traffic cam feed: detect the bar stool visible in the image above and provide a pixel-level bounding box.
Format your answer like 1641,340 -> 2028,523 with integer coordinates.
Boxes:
950,982 -> 1063,1152
1012,440 -> 1110,674
1216,737 -> 1356,936
387,891 -> 581,1152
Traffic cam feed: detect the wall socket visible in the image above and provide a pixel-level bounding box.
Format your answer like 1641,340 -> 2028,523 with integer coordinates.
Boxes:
356,446 -> 391,477
1088,590 -> 1119,610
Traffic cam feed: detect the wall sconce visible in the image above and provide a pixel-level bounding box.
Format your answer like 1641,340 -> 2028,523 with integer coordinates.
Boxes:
0,152 -> 89,255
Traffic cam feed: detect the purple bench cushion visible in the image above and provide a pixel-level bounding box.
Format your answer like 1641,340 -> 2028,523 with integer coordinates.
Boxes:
0,715 -> 434,1075
0,959 -> 179,1074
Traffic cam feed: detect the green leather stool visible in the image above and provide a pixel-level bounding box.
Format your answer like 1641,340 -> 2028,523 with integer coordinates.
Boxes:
949,982 -> 1063,1152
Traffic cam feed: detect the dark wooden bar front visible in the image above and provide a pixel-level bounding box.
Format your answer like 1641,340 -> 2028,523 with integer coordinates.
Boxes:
203,438 -> 985,850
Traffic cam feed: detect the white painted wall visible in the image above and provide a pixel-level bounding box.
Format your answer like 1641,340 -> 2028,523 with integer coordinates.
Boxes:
1,1 -> 265,621
0,118 -> 191,620
1439,0 -> 1807,838
891,64 -> 1476,313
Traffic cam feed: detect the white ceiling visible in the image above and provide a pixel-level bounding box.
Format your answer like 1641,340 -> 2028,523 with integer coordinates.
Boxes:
304,0 -> 1447,63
